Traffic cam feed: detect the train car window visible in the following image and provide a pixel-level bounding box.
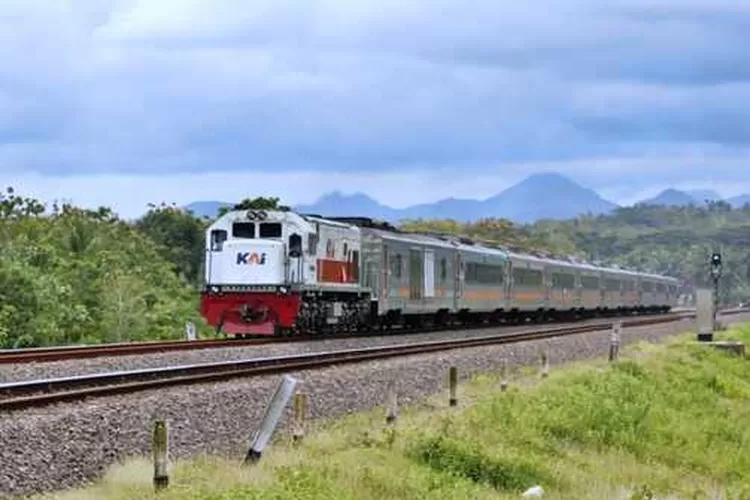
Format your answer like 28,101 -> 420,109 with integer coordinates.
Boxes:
326,239 -> 335,257
343,243 -> 349,258
391,254 -> 403,279
624,281 -> 635,291
552,272 -> 575,289
581,276 -> 600,289
513,268 -> 543,286
440,258 -> 447,282
642,282 -> 653,292
259,222 -> 282,238
605,278 -> 620,291
467,263 -> 504,284
655,283 -> 665,293
232,222 -> 255,239
307,234 -> 318,255
210,229 -> 228,251
465,263 -> 476,282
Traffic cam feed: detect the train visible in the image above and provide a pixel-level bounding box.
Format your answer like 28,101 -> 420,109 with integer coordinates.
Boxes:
200,209 -> 680,336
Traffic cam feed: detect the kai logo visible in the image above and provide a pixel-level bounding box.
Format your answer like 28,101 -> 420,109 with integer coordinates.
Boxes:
236,252 -> 267,265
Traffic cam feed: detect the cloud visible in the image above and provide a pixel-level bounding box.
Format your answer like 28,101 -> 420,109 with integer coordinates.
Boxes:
1,0 -> 750,207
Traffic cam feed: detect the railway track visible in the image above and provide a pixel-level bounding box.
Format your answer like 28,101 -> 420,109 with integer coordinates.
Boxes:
3,307 -> 745,365
0,312 -> 704,412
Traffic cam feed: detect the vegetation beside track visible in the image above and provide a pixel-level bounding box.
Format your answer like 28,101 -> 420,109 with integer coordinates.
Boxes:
0,189 -> 208,348
4,187 -> 750,348
42,323 -> 750,499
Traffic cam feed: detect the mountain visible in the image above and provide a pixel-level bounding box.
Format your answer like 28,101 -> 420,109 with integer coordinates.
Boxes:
293,173 -> 618,223
728,194 -> 750,208
480,172 -> 618,223
295,191 -> 400,220
182,174 -> 742,224
184,201 -> 232,218
640,189 -> 697,207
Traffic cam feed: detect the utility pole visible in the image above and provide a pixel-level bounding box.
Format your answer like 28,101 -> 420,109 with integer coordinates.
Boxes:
710,252 -> 722,331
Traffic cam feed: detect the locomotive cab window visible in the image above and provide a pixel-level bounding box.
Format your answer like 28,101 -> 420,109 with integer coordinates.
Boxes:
232,222 -> 255,239
259,222 -> 282,238
210,229 -> 228,251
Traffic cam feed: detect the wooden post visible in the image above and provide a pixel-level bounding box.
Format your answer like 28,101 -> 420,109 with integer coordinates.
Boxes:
292,392 -> 307,445
500,358 -> 508,391
244,375 -> 299,464
541,351 -> 549,378
152,420 -> 169,491
385,383 -> 398,424
608,322 -> 621,362
448,366 -> 458,406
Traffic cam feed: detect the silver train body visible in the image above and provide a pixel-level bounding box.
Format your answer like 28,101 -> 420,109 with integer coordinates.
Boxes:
201,211 -> 679,335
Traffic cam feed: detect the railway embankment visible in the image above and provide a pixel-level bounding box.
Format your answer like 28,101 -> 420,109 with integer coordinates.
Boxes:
33,322 -> 750,500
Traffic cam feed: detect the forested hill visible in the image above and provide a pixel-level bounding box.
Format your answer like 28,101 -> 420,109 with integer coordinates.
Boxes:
1,189 -> 748,348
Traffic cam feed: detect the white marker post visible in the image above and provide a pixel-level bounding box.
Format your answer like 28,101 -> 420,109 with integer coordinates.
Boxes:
185,320 -> 197,341
609,322 -> 622,362
244,375 -> 299,464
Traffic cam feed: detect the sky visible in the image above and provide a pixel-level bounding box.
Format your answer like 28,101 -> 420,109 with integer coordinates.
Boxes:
2,0 -> 750,217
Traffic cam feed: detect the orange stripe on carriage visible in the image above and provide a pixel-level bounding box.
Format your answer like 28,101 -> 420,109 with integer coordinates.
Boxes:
463,290 -> 503,301
513,291 -> 544,302
317,259 -> 359,283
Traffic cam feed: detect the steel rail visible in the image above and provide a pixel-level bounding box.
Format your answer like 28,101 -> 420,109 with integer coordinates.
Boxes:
0,307 -> 746,365
0,313 -> 696,412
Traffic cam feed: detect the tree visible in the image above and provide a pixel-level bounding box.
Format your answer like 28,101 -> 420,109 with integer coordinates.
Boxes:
218,196 -> 291,216
136,203 -> 207,284
0,188 -> 209,348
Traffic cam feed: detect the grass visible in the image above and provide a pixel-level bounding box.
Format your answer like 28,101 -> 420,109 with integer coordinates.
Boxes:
37,325 -> 750,500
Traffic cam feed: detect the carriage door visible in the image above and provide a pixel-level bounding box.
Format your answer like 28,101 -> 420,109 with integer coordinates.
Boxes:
381,245 -> 389,299
423,250 -> 436,299
409,249 -> 424,300
454,250 -> 464,309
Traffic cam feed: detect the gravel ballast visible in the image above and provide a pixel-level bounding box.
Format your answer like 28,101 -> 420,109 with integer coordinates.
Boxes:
0,317 -> 650,384
0,314 -> 747,498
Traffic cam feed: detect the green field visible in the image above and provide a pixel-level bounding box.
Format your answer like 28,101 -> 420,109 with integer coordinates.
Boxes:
41,326 -> 750,499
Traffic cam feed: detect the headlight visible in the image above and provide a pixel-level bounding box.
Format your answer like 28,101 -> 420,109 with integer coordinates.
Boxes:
210,285 -> 220,294
278,286 -> 288,295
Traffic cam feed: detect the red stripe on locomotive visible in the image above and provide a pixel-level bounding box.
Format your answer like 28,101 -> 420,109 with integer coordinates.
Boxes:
200,291 -> 301,335
316,258 -> 359,283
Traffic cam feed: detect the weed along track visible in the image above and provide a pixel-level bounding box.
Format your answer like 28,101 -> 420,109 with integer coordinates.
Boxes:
2,312 -> 750,499
0,313 -> 693,412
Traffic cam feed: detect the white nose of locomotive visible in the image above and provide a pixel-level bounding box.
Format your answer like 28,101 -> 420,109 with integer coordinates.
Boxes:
211,239 -> 285,285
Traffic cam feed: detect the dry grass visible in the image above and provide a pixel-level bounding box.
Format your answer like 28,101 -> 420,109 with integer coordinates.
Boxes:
36,325 -> 750,500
